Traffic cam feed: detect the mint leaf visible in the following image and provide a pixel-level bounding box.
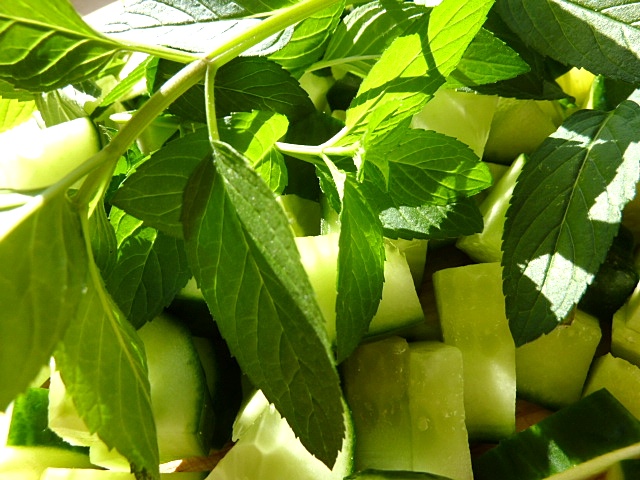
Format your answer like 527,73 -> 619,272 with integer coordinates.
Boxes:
502,95 -> 640,346
156,57 -> 316,123
111,130 -> 211,238
447,27 -> 530,88
270,1 -> 345,75
365,128 -> 493,206
0,197 -> 87,409
496,0 -> 640,84
54,265 -> 159,479
379,199 -> 485,240
105,208 -> 191,329
216,58 -> 316,120
321,1 -> 429,77
97,0 -> 292,56
0,98 -> 36,133
183,142 -> 344,467
0,2 -> 125,91
219,111 -> 289,194
335,175 -> 385,362
341,0 -> 495,142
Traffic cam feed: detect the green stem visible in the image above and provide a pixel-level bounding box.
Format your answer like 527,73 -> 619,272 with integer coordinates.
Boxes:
70,0 -> 340,208
205,64 -> 220,143
276,141 -> 359,159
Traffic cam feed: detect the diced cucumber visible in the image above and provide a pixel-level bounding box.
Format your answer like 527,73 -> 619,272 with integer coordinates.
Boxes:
345,470 -> 453,479
582,353 -> 640,420
277,194 -> 322,236
0,117 -> 100,190
49,314 -> 214,468
432,262 -> 516,440
473,389 -> 640,480
455,154 -> 526,263
389,238 -> 428,288
41,468 -> 206,479
7,387 -> 86,453
295,234 -> 425,342
612,308 -> 640,367
207,389 -> 354,480
0,446 -> 93,480
515,309 -> 601,409
605,459 -> 640,479
342,337 -> 472,479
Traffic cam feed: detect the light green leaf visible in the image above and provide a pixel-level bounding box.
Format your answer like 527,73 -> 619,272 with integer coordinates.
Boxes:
219,111 -> 289,194
496,0 -> 640,84
0,1 -> 126,91
182,142 -> 345,468
270,1 -> 345,75
111,130 -> 212,238
341,0 -> 495,142
321,1 -> 430,77
105,208 -> 191,329
447,27 -> 530,88
335,175 -> 385,362
0,98 -> 36,133
503,93 -> 640,346
365,128 -> 493,205
0,197 -> 87,410
54,260 -> 159,479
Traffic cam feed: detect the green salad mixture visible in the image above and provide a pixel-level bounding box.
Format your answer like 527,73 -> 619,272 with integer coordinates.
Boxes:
1,0 -> 640,479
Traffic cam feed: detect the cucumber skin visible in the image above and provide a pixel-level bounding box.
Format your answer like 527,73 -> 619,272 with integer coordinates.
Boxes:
473,389 -> 640,480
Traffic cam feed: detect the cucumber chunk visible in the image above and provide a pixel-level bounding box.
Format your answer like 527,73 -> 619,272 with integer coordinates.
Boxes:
455,154 -> 526,263
295,234 -> 425,342
515,310 -> 601,409
207,390 -> 354,480
41,468 -> 206,479
342,337 -> 472,479
473,389 -> 640,480
346,470 -> 453,479
0,117 -> 100,190
0,446 -> 93,480
582,353 -> 640,420
432,262 -> 516,441
49,314 -> 214,468
611,283 -> 640,366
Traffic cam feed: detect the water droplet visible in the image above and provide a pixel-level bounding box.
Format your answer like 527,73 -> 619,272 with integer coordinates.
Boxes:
417,416 -> 430,431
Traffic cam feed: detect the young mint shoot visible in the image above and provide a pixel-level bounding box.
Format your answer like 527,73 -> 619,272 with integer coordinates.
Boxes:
1,0 -> 640,478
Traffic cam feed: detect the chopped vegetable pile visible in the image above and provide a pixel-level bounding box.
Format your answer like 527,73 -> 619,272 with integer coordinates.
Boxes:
1,0 -> 640,479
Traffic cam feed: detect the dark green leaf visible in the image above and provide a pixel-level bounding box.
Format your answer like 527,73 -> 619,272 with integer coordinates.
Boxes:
270,1 -> 345,75
0,197 -> 87,410
105,208 -> 191,329
379,199 -> 485,240
216,57 -> 316,120
502,94 -> 640,346
0,2 -> 125,91
218,111 -> 289,194
155,57 -> 316,123
88,202 -> 117,277
182,142 -> 344,467
335,175 -> 385,362
111,130 -> 212,238
54,264 -> 159,479
495,0 -> 640,85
